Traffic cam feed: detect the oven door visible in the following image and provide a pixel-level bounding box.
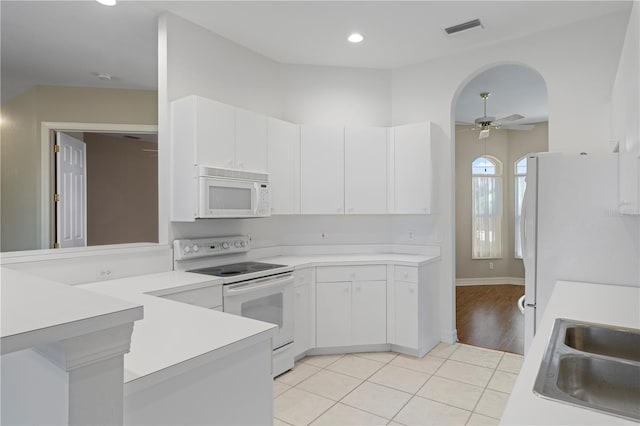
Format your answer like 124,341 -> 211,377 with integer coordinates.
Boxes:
223,273 -> 294,350
199,177 -> 259,218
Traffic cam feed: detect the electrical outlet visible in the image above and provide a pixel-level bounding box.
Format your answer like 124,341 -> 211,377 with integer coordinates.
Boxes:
96,267 -> 113,281
489,262 -> 494,270
409,231 -> 415,241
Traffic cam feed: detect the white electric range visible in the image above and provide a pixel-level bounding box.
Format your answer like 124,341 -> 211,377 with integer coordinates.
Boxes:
174,236 -> 294,376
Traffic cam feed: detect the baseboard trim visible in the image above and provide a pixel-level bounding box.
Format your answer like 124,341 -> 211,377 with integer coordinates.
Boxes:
456,277 -> 524,286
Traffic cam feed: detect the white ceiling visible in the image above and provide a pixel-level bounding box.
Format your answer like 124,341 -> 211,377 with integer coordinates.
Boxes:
1,1 -> 631,105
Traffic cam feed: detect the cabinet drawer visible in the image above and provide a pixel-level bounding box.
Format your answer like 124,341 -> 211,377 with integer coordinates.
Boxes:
294,267 -> 314,287
316,265 -> 386,282
395,266 -> 418,283
161,285 -> 222,309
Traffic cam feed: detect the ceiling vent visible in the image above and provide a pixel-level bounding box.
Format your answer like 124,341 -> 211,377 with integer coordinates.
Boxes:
444,19 -> 483,35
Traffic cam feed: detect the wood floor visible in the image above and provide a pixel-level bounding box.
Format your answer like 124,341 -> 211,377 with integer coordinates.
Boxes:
456,284 -> 525,355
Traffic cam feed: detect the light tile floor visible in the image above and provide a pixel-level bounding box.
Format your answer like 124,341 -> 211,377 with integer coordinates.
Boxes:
273,343 -> 524,426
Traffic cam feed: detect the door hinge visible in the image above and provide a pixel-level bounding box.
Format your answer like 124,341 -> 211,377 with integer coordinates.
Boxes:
54,243 -> 61,249
53,145 -> 60,153
54,193 -> 60,202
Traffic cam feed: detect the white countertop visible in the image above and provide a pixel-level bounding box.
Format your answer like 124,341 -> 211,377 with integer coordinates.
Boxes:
256,253 -> 440,269
0,268 -> 143,355
79,272 -> 277,392
501,280 -> 640,425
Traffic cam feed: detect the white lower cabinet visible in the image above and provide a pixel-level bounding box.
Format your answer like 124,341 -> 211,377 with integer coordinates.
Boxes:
389,264 -> 440,357
316,266 -> 387,348
293,268 -> 314,357
316,281 -> 352,347
393,280 -> 418,349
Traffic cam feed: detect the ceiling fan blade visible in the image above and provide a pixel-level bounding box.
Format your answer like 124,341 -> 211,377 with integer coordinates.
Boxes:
502,124 -> 535,131
494,114 -> 524,124
455,121 -> 474,125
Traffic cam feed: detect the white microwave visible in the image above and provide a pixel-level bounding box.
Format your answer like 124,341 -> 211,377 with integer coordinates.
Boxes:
197,166 -> 270,218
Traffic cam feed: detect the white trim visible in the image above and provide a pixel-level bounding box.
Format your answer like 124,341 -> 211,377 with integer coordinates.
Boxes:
456,277 -> 524,286
39,122 -> 159,250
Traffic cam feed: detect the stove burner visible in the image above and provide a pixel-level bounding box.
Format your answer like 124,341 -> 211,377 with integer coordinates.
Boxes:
188,261 -> 287,278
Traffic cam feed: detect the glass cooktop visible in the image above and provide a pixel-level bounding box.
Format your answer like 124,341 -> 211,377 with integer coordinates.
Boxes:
188,261 -> 287,277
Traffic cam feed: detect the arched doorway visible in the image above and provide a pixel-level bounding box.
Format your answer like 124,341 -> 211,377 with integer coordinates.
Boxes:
450,63 -> 548,355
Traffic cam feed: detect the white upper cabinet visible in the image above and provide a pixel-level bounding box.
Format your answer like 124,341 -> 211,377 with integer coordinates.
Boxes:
235,108 -> 268,173
300,125 -> 345,214
393,122 -> 432,214
267,118 -> 300,215
344,127 -> 388,214
171,95 -> 268,172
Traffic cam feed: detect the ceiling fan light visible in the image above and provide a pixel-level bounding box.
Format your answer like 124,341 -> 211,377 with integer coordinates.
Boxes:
479,129 -> 490,140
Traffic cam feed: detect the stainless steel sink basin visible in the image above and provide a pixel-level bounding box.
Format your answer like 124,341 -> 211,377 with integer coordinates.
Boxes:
534,319 -> 640,421
565,324 -> 640,362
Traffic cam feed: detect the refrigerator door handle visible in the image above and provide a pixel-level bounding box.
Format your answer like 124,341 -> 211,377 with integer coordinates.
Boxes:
520,190 -> 528,261
526,302 -> 536,308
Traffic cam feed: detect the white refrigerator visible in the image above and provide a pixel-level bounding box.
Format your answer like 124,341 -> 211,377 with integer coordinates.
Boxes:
521,152 -> 639,354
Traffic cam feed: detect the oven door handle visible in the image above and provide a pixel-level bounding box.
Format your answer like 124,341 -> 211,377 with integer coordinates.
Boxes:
224,274 -> 293,296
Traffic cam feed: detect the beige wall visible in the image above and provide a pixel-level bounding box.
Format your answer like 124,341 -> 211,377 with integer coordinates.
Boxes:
455,122 -> 549,281
84,133 -> 158,246
0,85 -> 157,252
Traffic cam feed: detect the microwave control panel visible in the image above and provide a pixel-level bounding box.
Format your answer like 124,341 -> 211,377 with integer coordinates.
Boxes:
256,184 -> 270,216
174,236 -> 250,260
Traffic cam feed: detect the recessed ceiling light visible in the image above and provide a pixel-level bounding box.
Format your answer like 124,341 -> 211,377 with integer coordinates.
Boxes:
96,0 -> 117,6
348,33 -> 364,43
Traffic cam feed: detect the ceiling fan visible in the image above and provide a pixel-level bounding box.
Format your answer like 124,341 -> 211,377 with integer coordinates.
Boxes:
460,92 -> 535,139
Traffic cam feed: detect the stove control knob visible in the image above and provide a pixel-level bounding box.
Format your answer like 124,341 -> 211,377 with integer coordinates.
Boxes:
234,241 -> 241,248
192,245 -> 199,252
222,242 -> 230,249
184,246 -> 191,254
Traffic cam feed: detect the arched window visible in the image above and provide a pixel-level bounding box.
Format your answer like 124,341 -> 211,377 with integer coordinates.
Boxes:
472,156 -> 503,258
514,156 -> 527,258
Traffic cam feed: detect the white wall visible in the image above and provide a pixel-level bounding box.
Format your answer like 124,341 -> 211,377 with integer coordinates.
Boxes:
281,64 -> 391,126
162,13 -> 397,248
391,10 -> 630,343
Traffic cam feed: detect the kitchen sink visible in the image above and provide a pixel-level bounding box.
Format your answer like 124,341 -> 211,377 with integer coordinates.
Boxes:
534,319 -> 640,421
565,324 -> 640,362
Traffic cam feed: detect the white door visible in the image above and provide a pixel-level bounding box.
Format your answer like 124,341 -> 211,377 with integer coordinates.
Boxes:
394,123 -> 432,214
55,132 -> 87,248
235,108 -> 268,173
267,118 -> 300,214
344,127 -> 388,214
316,281 -> 351,347
300,125 -> 345,214
351,280 -> 387,345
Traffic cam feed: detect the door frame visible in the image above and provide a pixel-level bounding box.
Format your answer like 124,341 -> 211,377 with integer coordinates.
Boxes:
40,122 -> 158,249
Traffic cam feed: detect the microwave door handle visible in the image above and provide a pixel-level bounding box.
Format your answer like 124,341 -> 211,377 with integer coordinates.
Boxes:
252,183 -> 260,215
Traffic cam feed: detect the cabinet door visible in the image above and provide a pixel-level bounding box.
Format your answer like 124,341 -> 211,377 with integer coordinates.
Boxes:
394,123 -> 431,214
294,283 -> 310,357
394,281 -> 418,349
235,108 -> 268,173
195,97 -> 236,169
300,125 -> 344,214
344,127 -> 388,214
316,281 -> 351,347
267,118 -> 300,214
352,281 -> 387,345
